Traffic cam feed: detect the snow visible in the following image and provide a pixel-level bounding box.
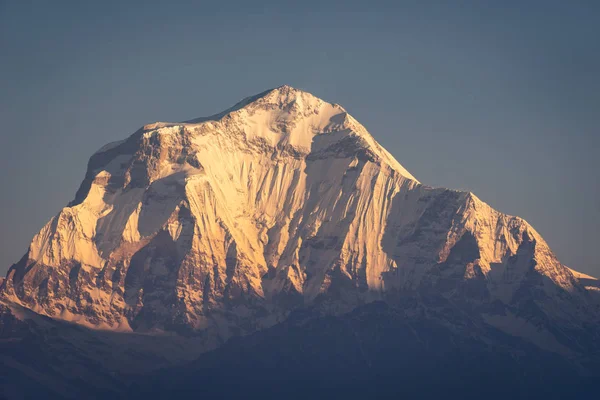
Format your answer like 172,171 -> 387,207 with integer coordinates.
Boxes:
483,312 -> 572,355
1,85 -> 595,350
568,267 -> 598,280
94,139 -> 126,154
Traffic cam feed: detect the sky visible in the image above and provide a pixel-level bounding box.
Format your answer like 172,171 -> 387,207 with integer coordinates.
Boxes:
0,0 -> 598,276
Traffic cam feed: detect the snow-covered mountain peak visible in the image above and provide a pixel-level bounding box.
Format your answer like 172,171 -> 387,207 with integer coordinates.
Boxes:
257,84 -> 334,106
180,84 -> 335,126
231,84 -> 345,114
138,86 -> 418,182
2,86 -> 600,398
2,86 -> 597,343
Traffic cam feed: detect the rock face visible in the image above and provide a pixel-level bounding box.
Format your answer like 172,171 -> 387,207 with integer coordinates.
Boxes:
1,86 -> 598,352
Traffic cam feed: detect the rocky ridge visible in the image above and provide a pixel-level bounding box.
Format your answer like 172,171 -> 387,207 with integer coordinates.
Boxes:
1,86 -> 598,356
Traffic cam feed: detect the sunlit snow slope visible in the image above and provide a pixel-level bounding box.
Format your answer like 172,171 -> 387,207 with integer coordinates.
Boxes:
2,86 -> 598,348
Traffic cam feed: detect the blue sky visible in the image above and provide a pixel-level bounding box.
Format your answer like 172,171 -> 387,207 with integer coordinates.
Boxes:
0,1 -> 598,275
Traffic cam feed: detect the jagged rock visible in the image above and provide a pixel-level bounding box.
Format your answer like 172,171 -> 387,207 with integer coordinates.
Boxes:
1,85 -> 598,353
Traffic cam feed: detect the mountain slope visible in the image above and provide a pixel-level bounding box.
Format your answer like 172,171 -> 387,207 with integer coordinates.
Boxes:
0,302 -> 207,399
1,85 -> 598,357
129,301 -> 599,400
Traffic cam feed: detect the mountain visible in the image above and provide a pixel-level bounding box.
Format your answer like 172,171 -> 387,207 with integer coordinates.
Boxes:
129,301 -> 598,400
1,85 -> 599,398
0,302 -> 206,399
